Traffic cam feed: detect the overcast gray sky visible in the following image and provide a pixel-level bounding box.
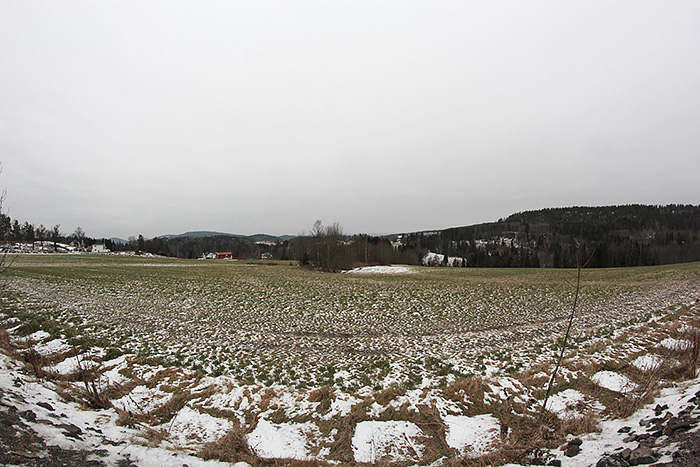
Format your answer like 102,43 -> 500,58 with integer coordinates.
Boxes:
1,1 -> 699,239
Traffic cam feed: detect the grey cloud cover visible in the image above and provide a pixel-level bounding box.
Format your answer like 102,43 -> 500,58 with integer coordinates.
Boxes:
1,1 -> 699,239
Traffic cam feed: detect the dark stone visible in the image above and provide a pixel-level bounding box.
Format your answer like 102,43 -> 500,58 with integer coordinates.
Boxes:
19,410 -> 36,422
565,443 -> 581,457
58,423 -> 83,439
629,446 -> 657,465
664,417 -> 692,436
37,401 -> 54,411
654,404 -> 668,416
618,426 -> 632,433
518,448 -> 554,465
519,447 -> 553,465
620,448 -> 631,460
596,454 -> 630,467
548,460 -> 561,467
569,437 -> 583,446
623,434 -> 638,443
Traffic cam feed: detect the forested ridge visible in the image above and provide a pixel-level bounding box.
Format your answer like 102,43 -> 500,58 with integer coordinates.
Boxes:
397,204 -> 700,268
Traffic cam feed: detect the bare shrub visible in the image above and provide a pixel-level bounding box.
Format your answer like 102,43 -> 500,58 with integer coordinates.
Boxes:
678,319 -> 700,377
74,353 -> 111,409
22,347 -> 46,378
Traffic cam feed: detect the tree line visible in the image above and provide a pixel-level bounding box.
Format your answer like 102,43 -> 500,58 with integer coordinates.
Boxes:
3,204 -> 698,269
397,204 -> 700,268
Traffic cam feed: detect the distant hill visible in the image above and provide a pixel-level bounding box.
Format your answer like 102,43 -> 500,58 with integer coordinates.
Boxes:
160,231 -> 295,242
160,231 -> 238,239
395,204 -> 700,268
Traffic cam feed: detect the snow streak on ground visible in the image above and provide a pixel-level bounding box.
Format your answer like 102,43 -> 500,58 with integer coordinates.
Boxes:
344,265 -> 414,274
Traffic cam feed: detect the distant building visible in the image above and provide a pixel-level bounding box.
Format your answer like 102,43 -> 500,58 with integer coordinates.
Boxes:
216,252 -> 232,259
91,244 -> 109,254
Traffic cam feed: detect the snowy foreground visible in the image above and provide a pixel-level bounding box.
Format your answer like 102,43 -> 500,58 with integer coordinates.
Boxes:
3,257 -> 700,465
2,335 -> 700,466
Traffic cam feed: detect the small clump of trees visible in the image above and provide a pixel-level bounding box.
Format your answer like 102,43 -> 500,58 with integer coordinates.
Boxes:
291,220 -> 417,272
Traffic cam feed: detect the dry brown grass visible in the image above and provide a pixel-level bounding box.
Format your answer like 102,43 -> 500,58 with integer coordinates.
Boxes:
560,411 -> 600,436
0,326 -> 11,351
308,386 -> 334,414
115,407 -> 141,428
443,377 -> 488,414
148,390 -> 191,425
374,386 -> 404,406
259,387 -> 278,412
200,424 -> 260,465
138,427 -> 168,447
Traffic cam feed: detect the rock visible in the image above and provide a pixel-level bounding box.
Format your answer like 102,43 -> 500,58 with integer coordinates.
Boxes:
19,410 -> 36,422
547,460 -> 561,467
565,438 -> 582,457
620,448 -> 631,460
623,434 -> 637,443
654,404 -> 668,416
58,423 -> 83,439
519,447 -> 552,465
618,426 -> 632,433
37,401 -> 54,411
569,437 -> 583,446
663,417 -> 692,436
628,446 -> 656,465
596,454 -> 630,467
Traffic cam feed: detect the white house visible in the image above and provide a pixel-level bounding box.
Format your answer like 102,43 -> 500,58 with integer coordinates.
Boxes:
91,244 -> 109,253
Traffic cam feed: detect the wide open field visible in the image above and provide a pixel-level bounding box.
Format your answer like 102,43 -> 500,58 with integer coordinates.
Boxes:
2,255 -> 700,464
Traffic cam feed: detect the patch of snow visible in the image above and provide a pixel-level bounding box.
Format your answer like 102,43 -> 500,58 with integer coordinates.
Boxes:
48,357 -> 80,375
247,419 -> 318,460
26,330 -> 51,342
659,337 -> 692,351
632,354 -> 664,372
591,371 -> 638,393
33,338 -> 71,356
352,421 -> 424,463
444,414 -> 500,457
166,406 -> 234,447
345,265 -> 413,274
545,389 -> 585,418
112,385 -> 171,414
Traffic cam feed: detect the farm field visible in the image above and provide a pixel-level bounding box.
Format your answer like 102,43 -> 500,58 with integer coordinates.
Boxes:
2,254 -> 700,465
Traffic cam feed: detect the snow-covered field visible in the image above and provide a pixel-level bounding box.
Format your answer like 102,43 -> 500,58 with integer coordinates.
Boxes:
2,255 -> 700,465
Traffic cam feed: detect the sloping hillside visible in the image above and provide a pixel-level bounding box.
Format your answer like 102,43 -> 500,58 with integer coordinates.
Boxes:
397,204 -> 700,268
